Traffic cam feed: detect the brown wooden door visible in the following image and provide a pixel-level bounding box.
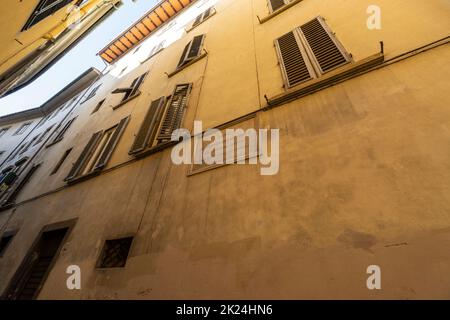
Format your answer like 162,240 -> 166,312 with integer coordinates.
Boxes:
4,228 -> 68,300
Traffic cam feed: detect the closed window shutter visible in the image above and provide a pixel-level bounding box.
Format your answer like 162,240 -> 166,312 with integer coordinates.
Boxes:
187,35 -> 205,60
276,31 -> 314,87
299,17 -> 350,74
93,116 -> 130,171
65,131 -> 102,181
269,0 -> 287,12
157,84 -> 192,144
129,97 -> 166,154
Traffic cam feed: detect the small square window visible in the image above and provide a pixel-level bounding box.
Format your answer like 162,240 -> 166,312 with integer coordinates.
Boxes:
96,237 -> 133,268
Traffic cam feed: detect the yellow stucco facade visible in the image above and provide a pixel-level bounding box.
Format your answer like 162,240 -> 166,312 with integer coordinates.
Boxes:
0,0 -> 449,299
0,0 -> 120,96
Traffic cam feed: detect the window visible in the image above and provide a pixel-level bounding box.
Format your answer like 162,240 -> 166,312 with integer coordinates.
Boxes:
177,35 -> 206,69
50,149 -> 72,175
0,169 -> 17,194
1,164 -> 41,206
65,116 -> 130,181
0,127 -> 10,138
80,85 -> 101,104
112,73 -> 147,105
275,17 -> 351,88
96,237 -> 134,269
36,114 -> 51,129
190,7 -> 216,30
140,41 -> 166,64
35,124 -> 55,146
0,231 -> 17,257
22,0 -> 73,31
14,122 -> 32,136
133,46 -> 142,54
3,224 -> 73,300
7,145 -> 23,161
50,106 -> 62,119
63,95 -> 79,110
129,83 -> 192,154
268,0 -> 296,12
19,135 -> 40,155
91,99 -> 105,114
48,118 -> 76,145
118,67 -> 128,77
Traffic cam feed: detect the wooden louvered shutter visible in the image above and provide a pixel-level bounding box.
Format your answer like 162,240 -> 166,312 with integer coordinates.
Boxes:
129,73 -> 147,98
298,17 -> 351,74
203,8 -> 212,20
178,42 -> 191,68
129,97 -> 166,154
192,13 -> 203,27
93,116 -> 130,171
276,31 -> 315,88
157,84 -> 192,144
53,117 -> 75,143
269,0 -> 287,12
65,131 -> 102,181
187,35 -> 205,60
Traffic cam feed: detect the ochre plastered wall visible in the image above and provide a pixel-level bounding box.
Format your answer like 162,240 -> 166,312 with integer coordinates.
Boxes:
0,0 -> 449,299
0,0 -> 75,74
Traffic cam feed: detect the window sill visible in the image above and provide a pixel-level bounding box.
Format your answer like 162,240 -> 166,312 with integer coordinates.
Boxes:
129,140 -> 178,158
167,53 -> 207,78
112,91 -> 141,110
259,0 -> 304,24
266,52 -> 385,108
65,170 -> 101,185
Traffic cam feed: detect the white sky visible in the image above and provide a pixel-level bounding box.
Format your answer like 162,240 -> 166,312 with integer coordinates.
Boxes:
0,0 -> 159,117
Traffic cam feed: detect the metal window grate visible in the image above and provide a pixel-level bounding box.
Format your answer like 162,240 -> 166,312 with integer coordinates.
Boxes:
97,237 -> 133,269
